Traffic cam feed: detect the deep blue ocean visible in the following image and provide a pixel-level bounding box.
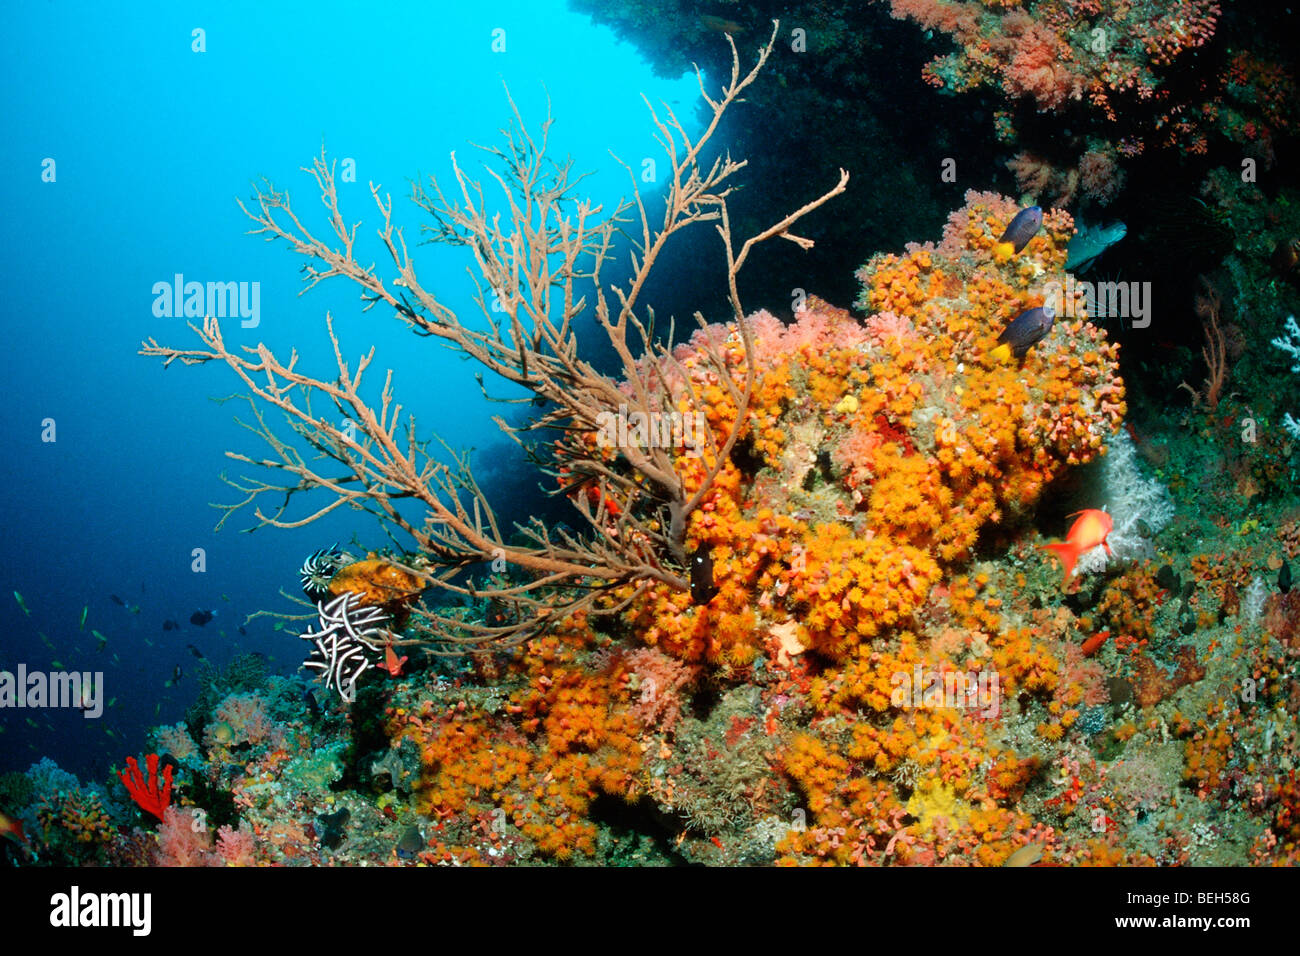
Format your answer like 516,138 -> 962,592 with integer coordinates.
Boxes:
0,1 -> 699,778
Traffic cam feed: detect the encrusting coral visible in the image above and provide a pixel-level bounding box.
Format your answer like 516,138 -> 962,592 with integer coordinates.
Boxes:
603,190 -> 1123,669
377,190 -> 1138,864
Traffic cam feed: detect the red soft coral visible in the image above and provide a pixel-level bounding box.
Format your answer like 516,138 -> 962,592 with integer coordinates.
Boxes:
118,753 -> 173,821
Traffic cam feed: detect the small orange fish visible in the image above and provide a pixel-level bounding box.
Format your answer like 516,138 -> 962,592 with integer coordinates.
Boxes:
381,644 -> 408,677
1040,509 -> 1113,586
1081,630 -> 1110,656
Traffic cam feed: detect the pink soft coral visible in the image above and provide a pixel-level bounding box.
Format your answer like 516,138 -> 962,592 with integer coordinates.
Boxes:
832,424 -> 883,491
1058,642 -> 1109,709
208,692 -> 281,748
216,823 -> 258,866
154,807 -> 260,866
996,16 -> 1083,111
887,0 -> 981,39
863,310 -> 915,346
154,807 -> 217,866
663,305 -> 868,386
1078,149 -> 1125,205
621,646 -> 700,734
786,302 -> 870,352
1005,151 -> 1079,207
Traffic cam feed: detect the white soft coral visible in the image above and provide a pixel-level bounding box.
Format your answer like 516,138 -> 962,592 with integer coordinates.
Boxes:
1270,315 -> 1300,440
1072,429 -> 1174,577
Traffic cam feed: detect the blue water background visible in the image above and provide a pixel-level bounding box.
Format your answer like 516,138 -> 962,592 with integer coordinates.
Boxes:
0,0 -> 700,777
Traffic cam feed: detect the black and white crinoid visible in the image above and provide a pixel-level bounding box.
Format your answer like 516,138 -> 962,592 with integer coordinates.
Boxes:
299,544 -> 350,602
300,592 -> 391,702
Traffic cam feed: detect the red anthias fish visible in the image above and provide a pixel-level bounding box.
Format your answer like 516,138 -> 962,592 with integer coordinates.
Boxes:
1040,509 -> 1113,586
381,644 -> 408,677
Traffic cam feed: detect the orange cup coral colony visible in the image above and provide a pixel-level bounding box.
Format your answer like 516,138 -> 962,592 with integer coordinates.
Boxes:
379,191 -> 1138,863
608,189 -> 1123,668
386,190 -> 1132,864
328,557 -> 425,617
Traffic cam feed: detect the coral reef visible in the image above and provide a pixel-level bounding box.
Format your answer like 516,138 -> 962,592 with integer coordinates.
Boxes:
35,786 -> 114,863
610,191 -> 1121,669
16,182 -> 1300,867
885,0 -> 1295,175
110,24 -> 1300,864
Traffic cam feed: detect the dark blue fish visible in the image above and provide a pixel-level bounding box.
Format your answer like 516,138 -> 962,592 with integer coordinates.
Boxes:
690,546 -> 719,605
110,594 -> 125,606
190,609 -> 215,626
186,644 -> 206,660
394,825 -> 424,859
162,619 -> 179,632
998,206 -> 1043,254
316,808 -> 351,850
991,306 -> 1055,361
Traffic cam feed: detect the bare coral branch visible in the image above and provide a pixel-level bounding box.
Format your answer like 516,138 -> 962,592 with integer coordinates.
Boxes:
140,19 -> 845,649
1182,275 -> 1228,410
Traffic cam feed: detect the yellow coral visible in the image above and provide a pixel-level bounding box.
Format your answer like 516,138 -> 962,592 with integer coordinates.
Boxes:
906,778 -> 969,831
329,557 -> 424,608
